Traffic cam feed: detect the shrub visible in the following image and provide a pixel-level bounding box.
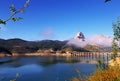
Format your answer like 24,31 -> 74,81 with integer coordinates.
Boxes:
109,57 -> 120,67
88,67 -> 120,81
71,77 -> 79,81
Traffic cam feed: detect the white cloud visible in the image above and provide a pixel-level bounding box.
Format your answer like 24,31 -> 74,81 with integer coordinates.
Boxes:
41,27 -> 54,38
67,34 -> 113,47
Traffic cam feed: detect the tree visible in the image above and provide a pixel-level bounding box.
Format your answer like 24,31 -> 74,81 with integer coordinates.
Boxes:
112,17 -> 120,59
112,17 -> 120,47
111,39 -> 118,59
0,0 -> 30,25
113,17 -> 120,41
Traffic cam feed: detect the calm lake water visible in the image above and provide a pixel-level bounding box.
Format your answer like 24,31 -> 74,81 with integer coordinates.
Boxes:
0,56 -> 108,81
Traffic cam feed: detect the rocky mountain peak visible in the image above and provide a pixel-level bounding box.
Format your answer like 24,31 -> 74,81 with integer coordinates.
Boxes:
67,32 -> 113,48
74,32 -> 85,41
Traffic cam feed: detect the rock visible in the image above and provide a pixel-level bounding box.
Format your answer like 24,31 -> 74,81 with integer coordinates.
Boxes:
74,32 -> 85,41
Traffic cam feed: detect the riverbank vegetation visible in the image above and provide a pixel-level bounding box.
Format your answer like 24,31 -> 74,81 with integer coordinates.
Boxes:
88,56 -> 120,81
70,57 -> 120,81
88,67 -> 120,81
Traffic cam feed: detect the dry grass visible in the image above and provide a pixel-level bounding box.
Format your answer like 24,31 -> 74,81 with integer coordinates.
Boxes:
71,57 -> 120,81
71,67 -> 120,81
88,67 -> 120,81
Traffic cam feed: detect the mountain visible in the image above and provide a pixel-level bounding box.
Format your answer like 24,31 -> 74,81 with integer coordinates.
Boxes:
0,38 -> 67,54
67,32 -> 87,47
87,34 -> 113,47
74,32 -> 85,41
0,32 -> 113,55
67,32 -> 113,51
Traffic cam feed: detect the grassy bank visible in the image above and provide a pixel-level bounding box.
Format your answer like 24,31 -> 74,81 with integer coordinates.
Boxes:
71,67 -> 120,81
71,57 -> 120,81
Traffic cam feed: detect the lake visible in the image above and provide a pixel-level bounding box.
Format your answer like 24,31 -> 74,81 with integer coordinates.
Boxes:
0,56 -> 109,81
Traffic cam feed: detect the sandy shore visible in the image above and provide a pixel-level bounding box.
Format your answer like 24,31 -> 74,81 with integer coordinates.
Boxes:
11,53 -> 72,57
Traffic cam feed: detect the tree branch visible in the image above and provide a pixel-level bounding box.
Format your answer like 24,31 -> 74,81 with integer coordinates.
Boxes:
3,0 -> 30,24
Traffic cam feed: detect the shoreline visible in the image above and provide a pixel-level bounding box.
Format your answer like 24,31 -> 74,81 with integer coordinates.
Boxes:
0,52 -> 115,57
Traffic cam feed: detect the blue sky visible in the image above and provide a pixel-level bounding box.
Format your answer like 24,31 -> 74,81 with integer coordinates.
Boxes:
0,0 -> 120,41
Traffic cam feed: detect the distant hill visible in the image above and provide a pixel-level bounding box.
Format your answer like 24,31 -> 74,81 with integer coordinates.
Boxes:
0,38 -> 68,55
0,33 -> 113,56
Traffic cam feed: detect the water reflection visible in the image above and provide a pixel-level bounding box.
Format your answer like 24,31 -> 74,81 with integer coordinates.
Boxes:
39,57 -> 79,67
0,56 -> 110,81
0,58 -> 18,65
0,55 -> 110,68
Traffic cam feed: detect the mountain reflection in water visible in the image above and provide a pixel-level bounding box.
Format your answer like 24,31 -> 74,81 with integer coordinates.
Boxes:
0,56 -> 109,81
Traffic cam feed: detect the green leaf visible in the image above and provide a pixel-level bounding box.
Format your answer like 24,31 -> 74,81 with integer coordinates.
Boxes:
0,19 -> 6,24
11,17 -> 23,22
9,4 -> 16,13
12,18 -> 16,22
